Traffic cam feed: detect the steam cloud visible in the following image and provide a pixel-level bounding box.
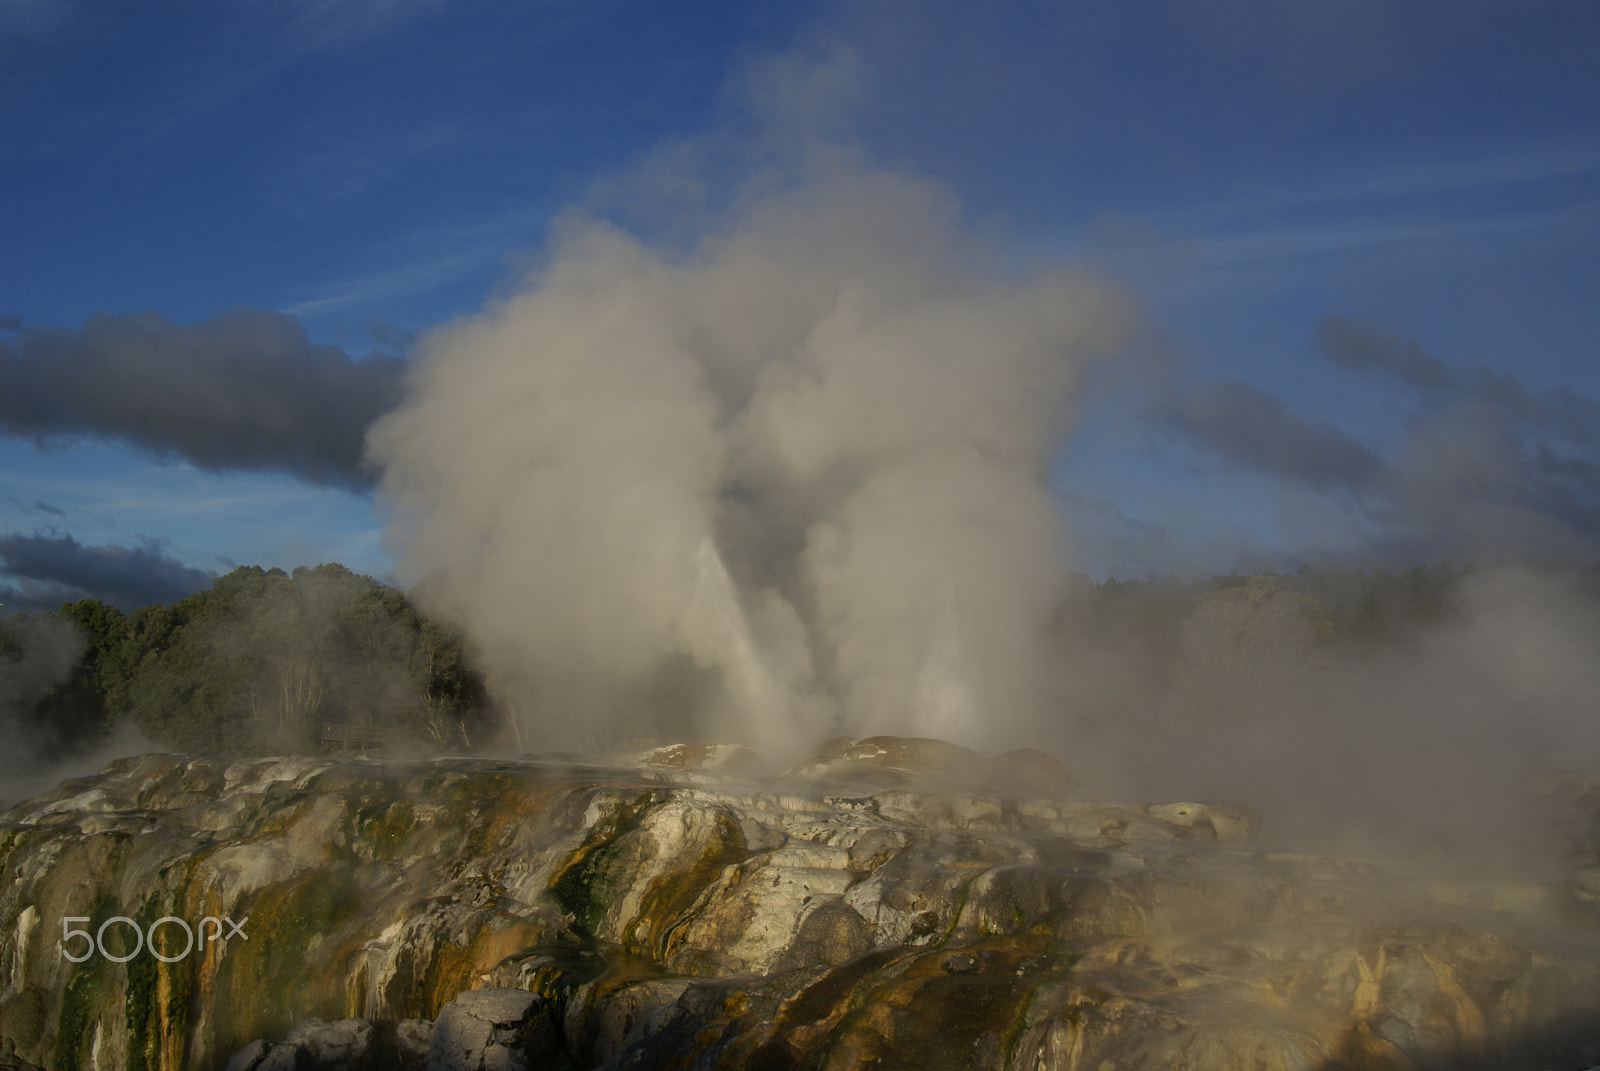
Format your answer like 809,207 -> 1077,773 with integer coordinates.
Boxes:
0,611 -> 151,806
369,168 -> 1133,757
1056,564 -> 1600,873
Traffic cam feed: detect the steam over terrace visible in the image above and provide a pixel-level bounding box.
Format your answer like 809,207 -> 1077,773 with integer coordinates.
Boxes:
368,168 -> 1134,757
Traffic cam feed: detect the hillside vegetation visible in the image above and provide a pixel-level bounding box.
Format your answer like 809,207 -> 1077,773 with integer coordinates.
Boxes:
1,563 -> 487,763
2,560 -> 1597,766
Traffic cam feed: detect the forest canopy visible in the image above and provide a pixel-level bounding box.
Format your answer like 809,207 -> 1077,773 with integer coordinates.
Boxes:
0,563 -> 488,768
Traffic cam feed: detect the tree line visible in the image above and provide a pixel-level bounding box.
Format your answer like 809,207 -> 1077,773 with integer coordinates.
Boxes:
3,558 -> 1597,769
1,563 -> 489,764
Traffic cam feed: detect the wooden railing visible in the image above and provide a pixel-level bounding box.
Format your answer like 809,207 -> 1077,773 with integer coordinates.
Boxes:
319,723 -> 385,754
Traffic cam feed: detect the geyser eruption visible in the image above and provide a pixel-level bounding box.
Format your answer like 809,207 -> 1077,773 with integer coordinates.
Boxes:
680,535 -> 788,745
913,584 -> 977,745
369,168 -> 1132,755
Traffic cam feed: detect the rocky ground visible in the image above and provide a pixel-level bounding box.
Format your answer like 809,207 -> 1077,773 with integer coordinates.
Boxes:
2,737 -> 1599,1070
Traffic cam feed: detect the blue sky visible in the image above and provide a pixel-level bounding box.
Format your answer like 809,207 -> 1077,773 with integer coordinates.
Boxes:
2,0 -> 1598,609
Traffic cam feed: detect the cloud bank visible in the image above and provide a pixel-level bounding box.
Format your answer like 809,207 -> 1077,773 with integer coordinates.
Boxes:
0,532 -> 216,612
1158,376 -> 1385,495
0,308 -> 405,487
369,167 -> 1134,756
1148,317 -> 1600,571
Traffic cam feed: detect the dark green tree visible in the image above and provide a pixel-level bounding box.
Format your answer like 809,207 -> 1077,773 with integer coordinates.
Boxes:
20,563 -> 490,756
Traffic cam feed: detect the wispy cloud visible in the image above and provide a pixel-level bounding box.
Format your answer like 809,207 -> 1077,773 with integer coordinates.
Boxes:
5,1 -> 453,160
1193,206 -> 1595,272
282,205 -> 550,318
283,251 -> 490,319
0,441 -> 392,586
276,122 -> 468,214
0,0 -> 71,45
1200,141 -> 1600,219
1111,140 -> 1600,279
276,0 -> 449,53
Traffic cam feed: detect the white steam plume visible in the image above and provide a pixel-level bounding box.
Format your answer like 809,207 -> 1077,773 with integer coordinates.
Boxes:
368,168 -> 1133,757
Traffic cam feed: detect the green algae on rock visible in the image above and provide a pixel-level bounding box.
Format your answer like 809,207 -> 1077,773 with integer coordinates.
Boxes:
1,744 -> 1599,1071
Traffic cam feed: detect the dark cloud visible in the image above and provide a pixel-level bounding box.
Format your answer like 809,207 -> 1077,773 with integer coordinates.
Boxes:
1319,316 -> 1600,451
0,582 -> 72,615
1318,316 -> 1600,559
0,532 -> 215,611
1158,377 -> 1384,494
1316,317 -> 1453,392
1362,407 -> 1600,568
2,499 -> 64,518
1152,319 -> 1600,569
0,314 -> 21,331
366,320 -> 418,356
0,308 -> 406,487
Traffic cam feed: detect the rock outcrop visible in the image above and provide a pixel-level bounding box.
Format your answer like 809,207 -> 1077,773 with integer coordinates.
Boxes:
1,743 -> 1598,1070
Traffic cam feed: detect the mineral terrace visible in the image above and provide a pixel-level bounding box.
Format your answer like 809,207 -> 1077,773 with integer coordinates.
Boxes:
2,737 -> 1599,1070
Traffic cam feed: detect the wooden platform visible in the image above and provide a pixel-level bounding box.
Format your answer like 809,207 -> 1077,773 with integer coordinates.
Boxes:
319,723 -> 385,754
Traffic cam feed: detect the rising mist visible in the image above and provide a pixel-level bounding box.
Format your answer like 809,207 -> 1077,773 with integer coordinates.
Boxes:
368,166 -> 1134,759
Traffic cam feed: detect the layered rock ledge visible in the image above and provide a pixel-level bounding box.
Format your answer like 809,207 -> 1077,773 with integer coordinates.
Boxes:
2,743 -> 1598,1070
